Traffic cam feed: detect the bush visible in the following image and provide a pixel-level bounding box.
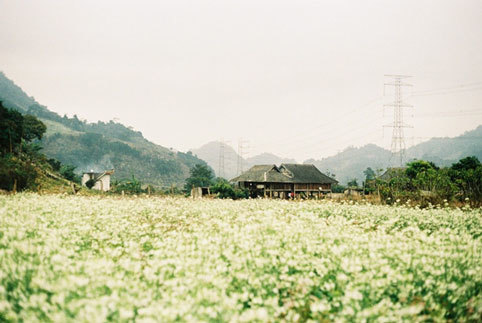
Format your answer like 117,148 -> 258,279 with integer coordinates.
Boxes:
60,164 -> 81,183
211,180 -> 235,199
211,179 -> 249,199
112,176 -> 144,194
0,155 -> 39,191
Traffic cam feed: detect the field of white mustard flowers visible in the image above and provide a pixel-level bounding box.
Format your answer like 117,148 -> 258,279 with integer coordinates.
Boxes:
0,194 -> 481,322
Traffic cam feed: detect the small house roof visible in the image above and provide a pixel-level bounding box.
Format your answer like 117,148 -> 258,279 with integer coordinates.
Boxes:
83,169 -> 114,182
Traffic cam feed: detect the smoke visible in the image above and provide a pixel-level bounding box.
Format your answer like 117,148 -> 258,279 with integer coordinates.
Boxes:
78,155 -> 114,173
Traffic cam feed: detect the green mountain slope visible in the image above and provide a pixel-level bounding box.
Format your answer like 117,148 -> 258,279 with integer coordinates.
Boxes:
0,72 -> 208,188
0,72 -> 37,113
405,126 -> 482,165
306,127 -> 482,185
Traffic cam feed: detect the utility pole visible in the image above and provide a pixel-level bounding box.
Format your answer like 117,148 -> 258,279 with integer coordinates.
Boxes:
383,75 -> 413,167
237,138 -> 249,176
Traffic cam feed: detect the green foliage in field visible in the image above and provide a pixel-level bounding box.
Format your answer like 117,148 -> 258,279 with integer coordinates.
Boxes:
211,178 -> 249,199
184,164 -> 214,193
0,195 -> 480,321
373,157 -> 482,206
112,176 -> 144,194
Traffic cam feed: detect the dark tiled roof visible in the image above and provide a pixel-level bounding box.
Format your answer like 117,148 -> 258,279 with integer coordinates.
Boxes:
231,165 -> 291,183
231,164 -> 337,184
280,164 -> 337,184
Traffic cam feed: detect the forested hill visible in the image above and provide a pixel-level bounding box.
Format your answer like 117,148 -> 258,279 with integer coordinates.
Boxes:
405,126 -> 482,165
0,71 -> 208,188
306,126 -> 482,185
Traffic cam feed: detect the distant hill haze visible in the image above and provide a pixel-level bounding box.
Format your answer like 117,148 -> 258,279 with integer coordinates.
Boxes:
306,126 -> 482,184
196,126 -> 481,185
190,142 -> 296,180
2,71 -> 480,187
0,72 -> 209,188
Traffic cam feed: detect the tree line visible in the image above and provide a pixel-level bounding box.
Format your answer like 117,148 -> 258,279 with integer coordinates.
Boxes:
359,157 -> 481,207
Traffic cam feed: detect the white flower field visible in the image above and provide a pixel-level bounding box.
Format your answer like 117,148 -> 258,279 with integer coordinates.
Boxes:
0,194 -> 481,322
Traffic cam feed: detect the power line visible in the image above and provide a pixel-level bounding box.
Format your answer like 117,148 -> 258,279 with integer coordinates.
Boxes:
245,80 -> 480,162
410,86 -> 482,98
256,95 -> 384,148
417,109 -> 482,118
410,81 -> 482,96
280,120 -> 385,158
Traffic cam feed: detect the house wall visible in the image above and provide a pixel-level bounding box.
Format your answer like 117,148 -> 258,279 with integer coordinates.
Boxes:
81,173 -> 111,191
95,176 -> 111,191
240,181 -> 332,198
294,183 -> 331,191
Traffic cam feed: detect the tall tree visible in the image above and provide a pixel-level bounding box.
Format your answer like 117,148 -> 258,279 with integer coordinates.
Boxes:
22,114 -> 46,142
347,178 -> 358,188
0,101 -> 23,154
184,164 -> 214,192
363,167 -> 376,181
0,101 -> 46,155
449,156 -> 482,203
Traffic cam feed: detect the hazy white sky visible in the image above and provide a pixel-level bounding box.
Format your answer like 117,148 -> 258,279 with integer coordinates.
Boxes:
1,0 -> 482,161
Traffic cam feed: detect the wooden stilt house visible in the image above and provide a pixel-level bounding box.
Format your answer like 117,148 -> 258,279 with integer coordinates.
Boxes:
231,164 -> 337,198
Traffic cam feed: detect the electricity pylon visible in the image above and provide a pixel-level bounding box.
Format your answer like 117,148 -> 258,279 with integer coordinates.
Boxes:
383,75 -> 413,167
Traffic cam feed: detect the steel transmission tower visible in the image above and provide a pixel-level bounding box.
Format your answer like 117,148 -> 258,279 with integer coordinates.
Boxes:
384,75 -> 413,167
237,139 -> 249,176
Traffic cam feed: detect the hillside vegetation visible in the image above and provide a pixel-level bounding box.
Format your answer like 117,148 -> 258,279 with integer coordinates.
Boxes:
307,127 -> 482,184
0,101 -> 79,193
0,72 -> 208,188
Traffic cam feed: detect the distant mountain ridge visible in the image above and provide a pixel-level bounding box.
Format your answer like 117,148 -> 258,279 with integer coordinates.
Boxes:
245,153 -> 297,167
405,127 -> 482,165
0,71 -> 209,187
190,143 -> 296,180
194,126 -> 481,185
3,71 -> 480,187
305,144 -> 391,185
306,126 -> 482,184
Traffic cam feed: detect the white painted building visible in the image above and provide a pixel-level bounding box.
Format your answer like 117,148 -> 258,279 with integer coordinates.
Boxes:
81,170 -> 114,191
